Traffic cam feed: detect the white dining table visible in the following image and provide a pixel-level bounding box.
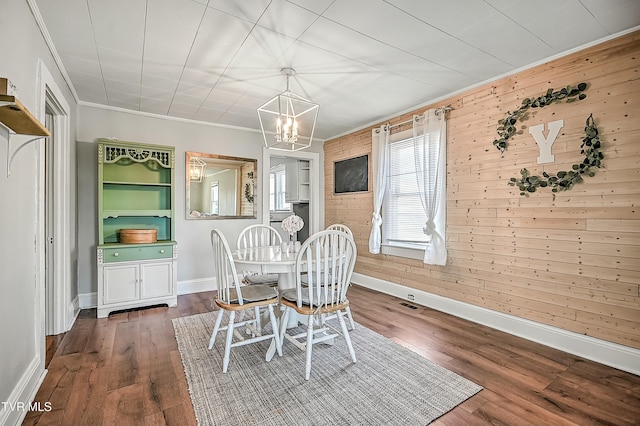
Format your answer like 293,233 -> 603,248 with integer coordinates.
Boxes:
232,244 -> 303,361
232,244 -> 299,290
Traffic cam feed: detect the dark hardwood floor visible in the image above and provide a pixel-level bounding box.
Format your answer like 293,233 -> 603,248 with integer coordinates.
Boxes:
25,285 -> 640,425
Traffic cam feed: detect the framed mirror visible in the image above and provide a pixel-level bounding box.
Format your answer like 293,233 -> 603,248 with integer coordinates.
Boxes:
186,151 -> 257,219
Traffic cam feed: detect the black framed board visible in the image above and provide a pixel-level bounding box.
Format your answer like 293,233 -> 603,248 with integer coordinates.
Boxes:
334,154 -> 369,194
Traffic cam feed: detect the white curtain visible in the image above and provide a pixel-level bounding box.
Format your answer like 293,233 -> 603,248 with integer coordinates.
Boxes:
413,110 -> 447,265
368,124 -> 390,254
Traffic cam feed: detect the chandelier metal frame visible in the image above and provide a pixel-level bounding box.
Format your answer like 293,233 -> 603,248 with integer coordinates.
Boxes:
257,67 -> 319,151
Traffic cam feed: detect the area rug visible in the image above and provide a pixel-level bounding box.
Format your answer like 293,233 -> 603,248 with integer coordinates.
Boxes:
172,311 -> 482,425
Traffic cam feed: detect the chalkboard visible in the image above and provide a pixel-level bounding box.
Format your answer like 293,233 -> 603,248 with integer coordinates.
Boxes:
334,154 -> 369,194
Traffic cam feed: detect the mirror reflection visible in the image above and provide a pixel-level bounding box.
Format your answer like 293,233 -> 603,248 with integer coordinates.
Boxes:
186,152 -> 257,219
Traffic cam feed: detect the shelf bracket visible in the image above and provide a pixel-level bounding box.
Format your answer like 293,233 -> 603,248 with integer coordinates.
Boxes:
0,96 -> 50,177
1,124 -> 48,177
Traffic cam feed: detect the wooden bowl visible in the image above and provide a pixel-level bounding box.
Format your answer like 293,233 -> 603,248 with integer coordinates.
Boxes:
119,229 -> 157,244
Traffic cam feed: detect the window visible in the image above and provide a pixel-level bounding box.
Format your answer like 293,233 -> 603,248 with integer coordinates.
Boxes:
269,168 -> 290,211
383,136 -> 430,249
378,114 -> 447,264
370,110 -> 447,264
210,183 -> 219,215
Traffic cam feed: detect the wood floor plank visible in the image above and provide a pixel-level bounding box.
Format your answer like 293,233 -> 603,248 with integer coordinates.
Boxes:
25,286 -> 640,425
107,319 -> 142,391
60,366 -> 109,425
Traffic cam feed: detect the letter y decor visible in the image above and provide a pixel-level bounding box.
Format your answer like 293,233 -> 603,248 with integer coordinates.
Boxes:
491,83 -> 604,196
528,119 -> 563,164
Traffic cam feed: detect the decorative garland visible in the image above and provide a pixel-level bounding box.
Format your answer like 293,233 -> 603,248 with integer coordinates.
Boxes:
508,114 -> 603,195
493,83 -> 587,153
244,171 -> 255,203
492,83 -> 604,196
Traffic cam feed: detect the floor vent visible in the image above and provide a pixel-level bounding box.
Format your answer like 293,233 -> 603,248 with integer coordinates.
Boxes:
400,302 -> 419,310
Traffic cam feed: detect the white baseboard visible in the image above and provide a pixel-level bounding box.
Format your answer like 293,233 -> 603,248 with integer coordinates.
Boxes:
65,296 -> 80,332
177,277 -> 215,295
78,291 -> 96,309
352,272 -> 640,376
0,356 -> 47,426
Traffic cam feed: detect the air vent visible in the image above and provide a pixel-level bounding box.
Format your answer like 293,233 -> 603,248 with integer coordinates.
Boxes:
400,302 -> 418,310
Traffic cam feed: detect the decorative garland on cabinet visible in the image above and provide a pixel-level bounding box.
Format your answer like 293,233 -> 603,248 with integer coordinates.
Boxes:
492,82 -> 604,196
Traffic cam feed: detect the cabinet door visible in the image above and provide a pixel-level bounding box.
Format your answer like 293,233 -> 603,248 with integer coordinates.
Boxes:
103,264 -> 139,304
285,159 -> 298,202
140,262 -> 173,299
297,160 -> 310,202
285,159 -> 310,203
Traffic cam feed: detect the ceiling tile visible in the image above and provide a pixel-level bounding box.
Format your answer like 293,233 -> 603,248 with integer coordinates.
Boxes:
140,97 -> 172,114
389,0 -> 498,35
88,0 -> 146,59
487,0 -> 608,51
141,74 -> 179,92
288,0 -> 333,15
193,107 -> 225,122
143,0 -> 207,67
180,6 -> 254,76
257,0 -> 320,39
206,0 -> 271,22
140,87 -> 174,102
580,0 -> 640,33
169,101 -> 200,115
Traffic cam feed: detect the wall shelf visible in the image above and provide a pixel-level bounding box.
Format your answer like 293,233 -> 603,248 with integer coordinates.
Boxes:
0,94 -> 51,177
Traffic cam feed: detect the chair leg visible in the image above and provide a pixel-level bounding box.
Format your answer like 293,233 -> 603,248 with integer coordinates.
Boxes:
345,306 -> 356,330
222,311 -> 236,373
254,306 -> 262,334
279,307 -> 290,346
304,314 -> 314,381
267,304 -> 282,357
337,310 -> 357,364
208,309 -> 225,349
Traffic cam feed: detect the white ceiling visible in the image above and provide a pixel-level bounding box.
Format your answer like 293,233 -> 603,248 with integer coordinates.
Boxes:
33,0 -> 640,141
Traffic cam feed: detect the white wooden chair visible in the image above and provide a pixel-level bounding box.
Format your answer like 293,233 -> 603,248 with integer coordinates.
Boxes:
209,229 -> 282,373
279,229 -> 357,380
237,224 -> 283,286
301,223 -> 357,330
326,223 -> 352,236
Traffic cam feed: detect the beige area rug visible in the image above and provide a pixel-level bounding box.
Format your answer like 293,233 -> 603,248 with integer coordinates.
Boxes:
173,311 -> 482,425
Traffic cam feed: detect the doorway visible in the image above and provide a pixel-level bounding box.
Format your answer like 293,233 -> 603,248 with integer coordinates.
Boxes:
37,60 -> 72,346
44,108 -> 55,337
262,148 -> 322,238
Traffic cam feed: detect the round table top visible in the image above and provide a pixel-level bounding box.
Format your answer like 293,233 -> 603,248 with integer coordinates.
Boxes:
232,245 -> 297,269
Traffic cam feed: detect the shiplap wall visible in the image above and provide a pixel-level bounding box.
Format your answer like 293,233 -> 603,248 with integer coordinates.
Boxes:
324,31 -> 640,350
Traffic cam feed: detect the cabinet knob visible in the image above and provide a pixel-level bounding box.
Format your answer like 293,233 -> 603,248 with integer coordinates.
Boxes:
113,252 -> 119,257
160,249 -> 165,254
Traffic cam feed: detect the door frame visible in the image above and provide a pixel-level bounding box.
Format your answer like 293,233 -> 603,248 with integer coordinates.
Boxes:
262,147 -> 322,236
36,60 -> 72,337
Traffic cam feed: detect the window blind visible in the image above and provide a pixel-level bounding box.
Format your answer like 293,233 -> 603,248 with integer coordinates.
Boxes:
383,136 -> 429,246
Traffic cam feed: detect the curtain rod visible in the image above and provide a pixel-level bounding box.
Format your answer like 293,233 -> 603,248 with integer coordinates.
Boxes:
384,106 -> 453,131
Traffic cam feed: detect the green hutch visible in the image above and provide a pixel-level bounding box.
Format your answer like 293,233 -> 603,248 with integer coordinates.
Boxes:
96,139 -> 177,317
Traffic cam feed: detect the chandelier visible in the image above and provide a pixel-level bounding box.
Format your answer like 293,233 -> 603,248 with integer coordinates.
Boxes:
257,68 -> 319,151
189,156 -> 206,182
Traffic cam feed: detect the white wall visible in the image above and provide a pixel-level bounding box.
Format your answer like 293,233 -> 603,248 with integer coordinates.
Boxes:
0,1 -> 78,425
76,105 -> 324,296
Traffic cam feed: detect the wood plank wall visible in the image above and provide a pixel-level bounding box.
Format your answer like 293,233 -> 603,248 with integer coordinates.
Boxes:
323,31 -> 640,350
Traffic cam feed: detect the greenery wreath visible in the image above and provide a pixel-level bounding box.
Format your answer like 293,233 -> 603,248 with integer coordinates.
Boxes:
244,171 -> 255,203
492,83 -> 604,196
